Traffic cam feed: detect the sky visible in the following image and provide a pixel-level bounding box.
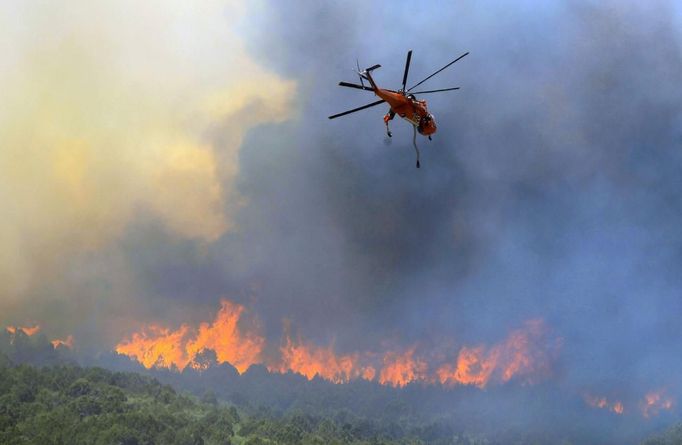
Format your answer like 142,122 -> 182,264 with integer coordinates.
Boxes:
2,0 -> 682,429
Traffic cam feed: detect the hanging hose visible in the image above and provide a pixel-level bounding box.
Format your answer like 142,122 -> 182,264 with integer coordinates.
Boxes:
412,126 -> 421,168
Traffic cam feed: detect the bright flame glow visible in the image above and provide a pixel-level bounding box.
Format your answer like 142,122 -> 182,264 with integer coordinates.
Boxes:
642,390 -> 674,418
584,393 -> 625,415
378,347 -> 428,387
185,301 -> 265,374
51,335 -> 74,349
116,301 -> 558,388
115,300 -> 264,373
436,320 -> 554,388
272,334 -> 371,383
583,390 -> 675,418
5,325 -> 41,336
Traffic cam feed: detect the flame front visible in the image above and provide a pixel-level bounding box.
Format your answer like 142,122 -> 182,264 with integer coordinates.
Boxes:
6,325 -> 41,336
272,337 -> 427,387
185,301 -> 264,373
115,300 -> 264,373
583,390 -> 675,418
115,300 -> 558,388
116,324 -> 192,369
436,320 -> 554,388
642,390 -> 674,418
378,347 -> 428,387
437,346 -> 497,388
272,334 -> 371,383
584,393 -> 625,415
51,335 -> 74,349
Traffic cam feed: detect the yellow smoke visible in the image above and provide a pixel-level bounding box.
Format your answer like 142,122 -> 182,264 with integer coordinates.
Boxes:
0,1 -> 295,304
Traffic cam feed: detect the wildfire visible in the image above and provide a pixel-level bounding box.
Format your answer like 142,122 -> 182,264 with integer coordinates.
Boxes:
185,301 -> 264,374
641,390 -> 674,418
583,390 -> 675,418
115,299 -> 558,388
436,320 -> 555,388
6,325 -> 41,336
437,346 -> 496,388
272,334 -> 372,383
378,346 -> 428,387
271,337 -> 428,387
267,319 -> 554,388
115,300 -> 264,373
51,335 -> 74,349
584,393 -> 625,415
116,324 -> 191,369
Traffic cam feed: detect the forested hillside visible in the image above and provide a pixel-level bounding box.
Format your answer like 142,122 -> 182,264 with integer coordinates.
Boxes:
2,353 -> 679,445
0,356 -> 237,444
1,331 -> 679,444
0,354 -> 503,445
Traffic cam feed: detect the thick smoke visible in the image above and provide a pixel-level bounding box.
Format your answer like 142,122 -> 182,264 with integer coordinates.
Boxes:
0,0 -> 295,345
221,0 -> 682,363
214,0 -> 682,438
3,0 -> 682,442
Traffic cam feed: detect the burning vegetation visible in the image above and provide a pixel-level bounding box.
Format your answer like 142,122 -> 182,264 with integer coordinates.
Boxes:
115,299 -> 559,389
115,300 -> 264,373
584,393 -> 625,415
5,324 -> 75,350
6,325 -> 41,337
111,300 -> 679,420
436,319 -> 557,388
50,335 -> 74,349
7,300 -> 674,422
583,389 -> 675,418
642,390 -> 675,418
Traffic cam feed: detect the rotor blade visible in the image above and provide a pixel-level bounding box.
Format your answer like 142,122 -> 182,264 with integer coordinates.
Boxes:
338,82 -> 397,93
401,50 -> 412,91
356,59 -> 365,88
410,87 -> 460,94
408,52 -> 469,92
328,99 -> 385,120
339,81 -> 374,91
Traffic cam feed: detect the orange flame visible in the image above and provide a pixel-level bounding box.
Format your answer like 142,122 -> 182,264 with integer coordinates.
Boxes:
584,390 -> 675,417
51,335 -> 74,349
115,300 -> 264,373
272,334 -> 371,383
436,320 -> 554,388
437,346 -> 497,388
584,393 -> 625,415
378,346 -> 428,387
641,390 -> 674,418
185,301 -> 264,374
116,300 -> 557,388
116,324 -> 192,369
272,336 -> 428,387
6,324 -> 41,336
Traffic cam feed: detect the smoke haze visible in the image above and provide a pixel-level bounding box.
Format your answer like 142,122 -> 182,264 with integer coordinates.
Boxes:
2,0 -> 682,442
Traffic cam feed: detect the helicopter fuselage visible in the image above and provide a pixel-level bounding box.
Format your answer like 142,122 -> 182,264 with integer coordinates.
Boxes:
364,72 -> 437,136
329,49 -> 467,168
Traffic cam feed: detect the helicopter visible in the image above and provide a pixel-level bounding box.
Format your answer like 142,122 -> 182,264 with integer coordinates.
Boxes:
329,50 -> 469,168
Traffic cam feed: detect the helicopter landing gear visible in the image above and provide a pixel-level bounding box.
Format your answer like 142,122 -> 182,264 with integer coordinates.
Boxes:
412,126 -> 421,168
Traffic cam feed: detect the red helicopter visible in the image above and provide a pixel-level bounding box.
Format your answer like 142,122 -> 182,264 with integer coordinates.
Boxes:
329,50 -> 468,168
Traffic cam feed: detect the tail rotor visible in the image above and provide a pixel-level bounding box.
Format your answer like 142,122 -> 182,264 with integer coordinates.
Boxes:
356,59 -> 365,89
